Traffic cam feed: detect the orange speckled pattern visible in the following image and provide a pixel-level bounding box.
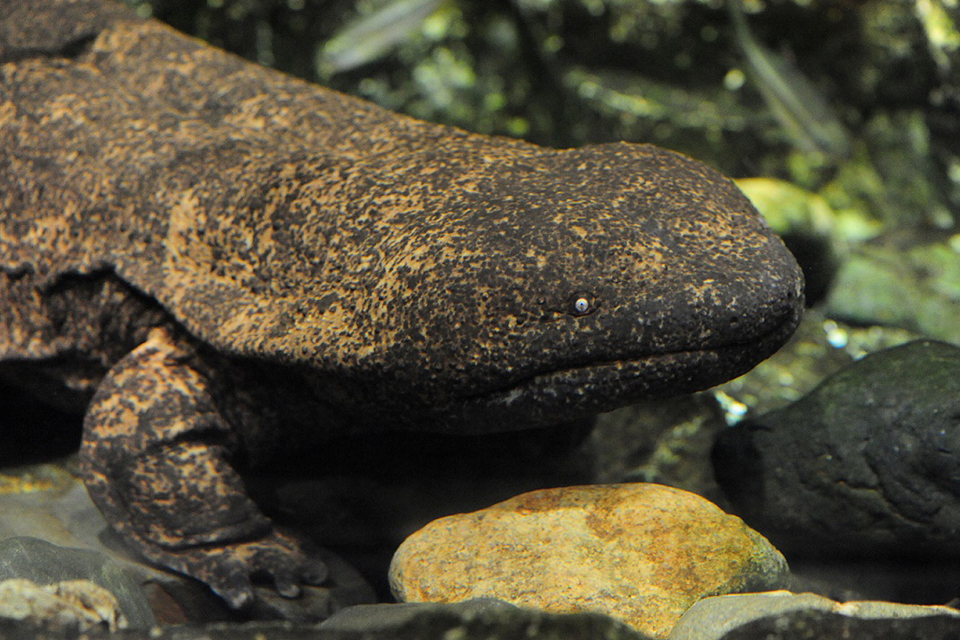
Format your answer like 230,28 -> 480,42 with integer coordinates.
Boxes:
0,0 -> 803,607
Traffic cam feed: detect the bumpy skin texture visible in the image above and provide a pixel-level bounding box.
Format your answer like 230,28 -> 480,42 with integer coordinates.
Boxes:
0,0 -> 803,608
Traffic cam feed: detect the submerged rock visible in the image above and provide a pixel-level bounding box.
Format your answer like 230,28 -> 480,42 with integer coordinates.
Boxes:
716,610 -> 960,640
389,483 -> 788,638
318,598 -> 519,632
0,538 -> 153,628
669,591 -> 960,640
0,600 -> 653,640
319,598 -> 652,639
0,578 -> 125,632
714,340 -> 960,560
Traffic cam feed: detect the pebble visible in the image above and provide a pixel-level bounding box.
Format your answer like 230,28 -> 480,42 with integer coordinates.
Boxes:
713,340 -> 960,559
389,483 -> 788,638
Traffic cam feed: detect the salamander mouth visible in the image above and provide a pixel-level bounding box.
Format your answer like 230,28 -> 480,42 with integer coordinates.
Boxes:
450,306 -> 801,432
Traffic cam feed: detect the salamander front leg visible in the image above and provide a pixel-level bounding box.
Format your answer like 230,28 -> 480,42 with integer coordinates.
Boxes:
80,328 -> 327,608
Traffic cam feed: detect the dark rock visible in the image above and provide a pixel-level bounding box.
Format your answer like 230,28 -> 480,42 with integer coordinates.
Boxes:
670,591 -> 960,640
713,340 -> 960,560
0,599 -> 653,640
318,598 -> 519,632
318,599 -> 654,639
712,609 -> 960,640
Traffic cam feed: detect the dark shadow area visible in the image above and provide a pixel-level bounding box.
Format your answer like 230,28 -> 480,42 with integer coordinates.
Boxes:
0,385 -> 83,466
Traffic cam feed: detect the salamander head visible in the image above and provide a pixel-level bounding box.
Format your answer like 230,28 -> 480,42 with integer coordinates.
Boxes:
336,140 -> 803,431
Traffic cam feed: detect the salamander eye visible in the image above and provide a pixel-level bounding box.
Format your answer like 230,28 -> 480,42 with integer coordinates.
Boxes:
570,292 -> 597,316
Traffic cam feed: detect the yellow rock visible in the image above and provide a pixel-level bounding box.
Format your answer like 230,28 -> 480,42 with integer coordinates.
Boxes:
389,483 -> 788,638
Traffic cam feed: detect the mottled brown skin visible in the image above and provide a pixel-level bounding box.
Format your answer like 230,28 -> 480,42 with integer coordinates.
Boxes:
0,0 -> 803,608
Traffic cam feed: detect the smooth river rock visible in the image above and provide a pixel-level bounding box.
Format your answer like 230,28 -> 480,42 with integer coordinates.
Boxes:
713,340 -> 960,559
389,483 -> 788,638
669,591 -> 960,640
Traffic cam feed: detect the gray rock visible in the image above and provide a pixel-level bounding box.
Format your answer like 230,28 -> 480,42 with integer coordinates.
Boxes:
0,537 -> 154,628
670,591 -> 960,640
714,609 -> 960,640
318,598 -> 519,632
322,599 -> 654,639
713,340 -> 960,560
0,599 -> 653,640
